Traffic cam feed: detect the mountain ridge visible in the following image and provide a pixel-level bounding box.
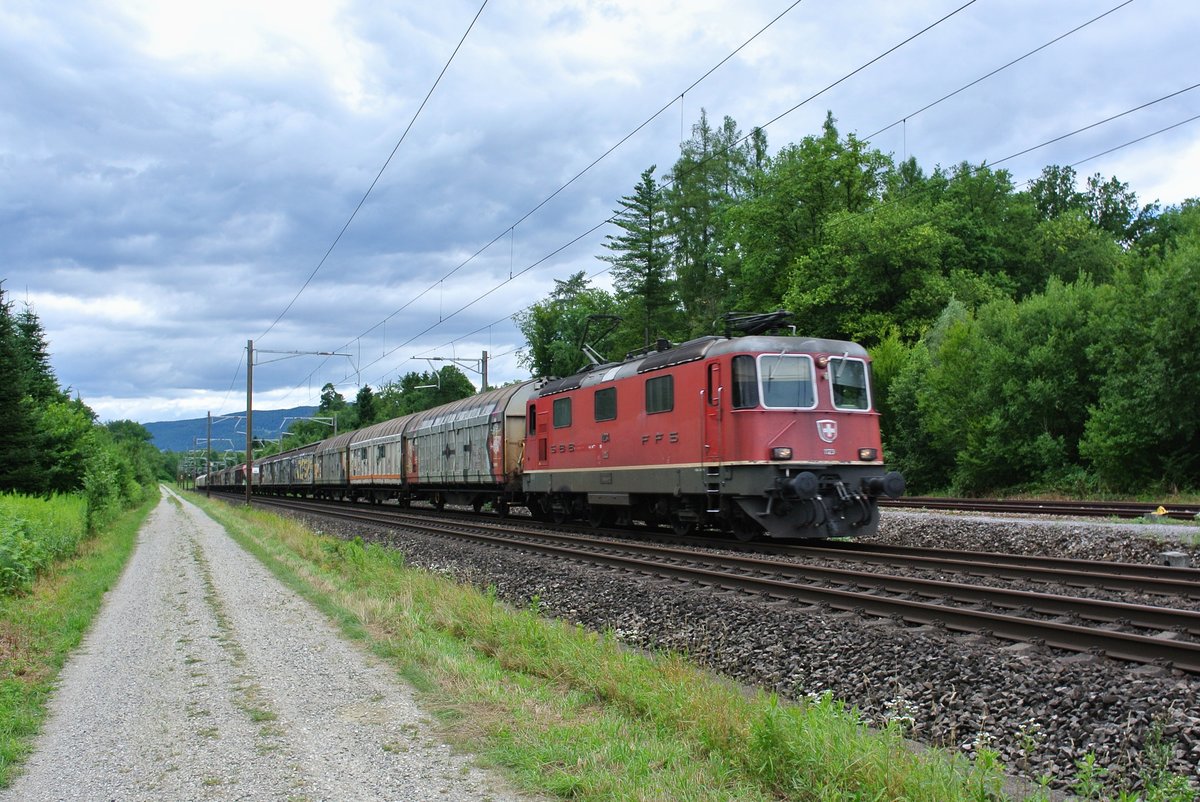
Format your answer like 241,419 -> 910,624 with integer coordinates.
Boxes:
144,406 -> 319,452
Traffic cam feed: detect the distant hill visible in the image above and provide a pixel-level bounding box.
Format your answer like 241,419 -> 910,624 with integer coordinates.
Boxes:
145,406 -> 319,453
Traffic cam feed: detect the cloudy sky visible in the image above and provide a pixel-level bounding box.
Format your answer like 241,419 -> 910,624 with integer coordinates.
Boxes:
4,0 -> 1198,426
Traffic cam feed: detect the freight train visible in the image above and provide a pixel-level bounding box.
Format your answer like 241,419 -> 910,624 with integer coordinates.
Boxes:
200,317 -> 904,540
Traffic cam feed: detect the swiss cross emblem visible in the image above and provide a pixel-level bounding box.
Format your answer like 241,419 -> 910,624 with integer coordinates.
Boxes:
817,419 -> 838,443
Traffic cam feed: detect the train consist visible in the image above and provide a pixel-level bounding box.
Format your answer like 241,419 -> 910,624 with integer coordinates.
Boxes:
200,319 -> 904,540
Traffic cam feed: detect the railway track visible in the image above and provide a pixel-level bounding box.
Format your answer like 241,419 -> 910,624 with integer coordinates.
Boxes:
248,495 -> 1200,674
880,495 -> 1200,521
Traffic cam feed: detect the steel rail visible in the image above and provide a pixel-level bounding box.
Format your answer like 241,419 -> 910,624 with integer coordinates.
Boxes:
785,543 -> 1200,599
252,496 -> 1200,673
803,541 -> 1197,581
880,496 -> 1200,521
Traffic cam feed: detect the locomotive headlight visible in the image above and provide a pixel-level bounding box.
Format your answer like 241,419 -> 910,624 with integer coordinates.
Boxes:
858,448 -> 878,461
771,446 -> 793,461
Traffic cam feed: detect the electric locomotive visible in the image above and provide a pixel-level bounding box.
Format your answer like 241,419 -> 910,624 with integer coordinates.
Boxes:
523,314 -> 903,539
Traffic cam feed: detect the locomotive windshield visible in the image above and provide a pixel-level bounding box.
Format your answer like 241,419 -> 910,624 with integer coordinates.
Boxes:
759,354 -> 816,408
829,357 -> 870,410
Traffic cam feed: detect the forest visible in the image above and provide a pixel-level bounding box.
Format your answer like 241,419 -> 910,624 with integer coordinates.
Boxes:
0,284 -> 164,527
514,110 -> 1199,496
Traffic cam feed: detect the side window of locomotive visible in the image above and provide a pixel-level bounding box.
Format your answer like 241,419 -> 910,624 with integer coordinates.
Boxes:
528,404 -> 537,435
553,397 -> 572,428
731,355 -> 759,409
759,355 -> 816,409
594,387 -> 617,422
645,375 -> 674,414
829,357 -> 870,410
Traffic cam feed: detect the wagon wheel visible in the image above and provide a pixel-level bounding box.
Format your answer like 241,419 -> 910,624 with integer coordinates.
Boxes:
731,523 -> 757,542
472,498 -> 484,514
433,493 -> 445,511
671,515 -> 696,537
495,500 -> 510,518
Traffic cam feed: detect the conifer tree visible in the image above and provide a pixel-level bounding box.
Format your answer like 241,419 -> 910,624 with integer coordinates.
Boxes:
599,166 -> 679,353
15,302 -> 64,404
0,284 -> 41,493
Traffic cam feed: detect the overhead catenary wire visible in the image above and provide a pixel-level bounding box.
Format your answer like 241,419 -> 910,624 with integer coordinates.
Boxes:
356,0 -> 996,386
287,0 -> 985,400
990,81 -> 1200,167
253,0 -> 490,345
415,100 -> 1200,379
404,1 -> 1145,368
863,0 -> 1136,142
285,0 -> 811,395
275,2 -> 1186,404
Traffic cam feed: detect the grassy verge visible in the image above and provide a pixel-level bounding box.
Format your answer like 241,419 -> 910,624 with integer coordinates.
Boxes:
196,496 -> 1027,801
0,492 -> 156,785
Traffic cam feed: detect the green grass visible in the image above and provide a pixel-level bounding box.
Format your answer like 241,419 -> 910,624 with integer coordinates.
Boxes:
0,494 -> 90,593
196,497 -> 1022,801
0,493 -> 155,785
4,489 -> 1189,799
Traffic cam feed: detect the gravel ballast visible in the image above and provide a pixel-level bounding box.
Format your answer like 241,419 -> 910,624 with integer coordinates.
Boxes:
309,506 -> 1200,792
0,488 -> 538,802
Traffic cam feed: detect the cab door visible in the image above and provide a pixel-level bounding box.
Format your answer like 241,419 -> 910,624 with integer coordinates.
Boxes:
531,403 -> 549,468
703,362 -> 722,464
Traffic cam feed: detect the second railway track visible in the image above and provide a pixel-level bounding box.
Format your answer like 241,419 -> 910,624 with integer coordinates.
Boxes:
881,495 -> 1200,521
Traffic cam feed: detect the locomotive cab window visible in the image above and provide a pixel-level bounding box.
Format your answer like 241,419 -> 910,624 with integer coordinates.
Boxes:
645,375 -> 674,414
731,355 -> 758,409
553,397 -> 572,428
829,357 -> 870,410
759,354 -> 816,409
594,387 -> 617,421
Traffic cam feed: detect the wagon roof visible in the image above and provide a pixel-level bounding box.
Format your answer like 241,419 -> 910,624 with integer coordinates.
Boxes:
315,429 -> 357,453
351,415 -> 414,444
257,441 -> 319,463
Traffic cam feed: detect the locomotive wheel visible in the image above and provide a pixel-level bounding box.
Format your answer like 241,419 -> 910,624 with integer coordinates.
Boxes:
586,506 -> 610,529
729,510 -> 758,542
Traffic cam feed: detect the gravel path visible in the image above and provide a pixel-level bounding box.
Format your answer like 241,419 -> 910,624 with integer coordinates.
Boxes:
1,487 -> 537,802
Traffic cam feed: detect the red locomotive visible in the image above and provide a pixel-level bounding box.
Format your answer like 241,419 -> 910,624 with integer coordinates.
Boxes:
203,314 -> 903,540
524,322 -> 903,539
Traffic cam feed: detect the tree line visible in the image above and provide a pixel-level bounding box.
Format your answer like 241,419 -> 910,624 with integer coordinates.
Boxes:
0,285 -> 165,527
515,110 -> 1199,496
256,366 -> 479,457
